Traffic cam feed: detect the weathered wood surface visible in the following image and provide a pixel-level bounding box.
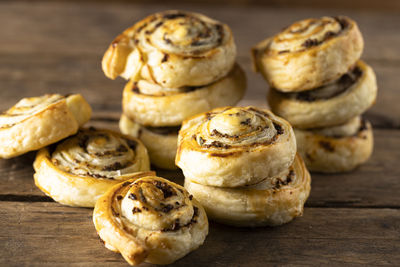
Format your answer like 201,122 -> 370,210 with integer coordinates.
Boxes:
1,2 -> 400,127
1,202 -> 399,266
0,1 -> 399,266
1,128 -> 399,209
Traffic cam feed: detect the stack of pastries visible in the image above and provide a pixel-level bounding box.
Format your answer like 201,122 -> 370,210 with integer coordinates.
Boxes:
176,106 -> 311,226
102,10 -> 246,170
252,16 -> 377,172
0,94 -> 209,265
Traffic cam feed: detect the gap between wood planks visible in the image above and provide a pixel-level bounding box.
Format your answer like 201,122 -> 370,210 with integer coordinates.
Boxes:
1,116 -> 399,208
90,114 -> 400,130
1,194 -> 399,210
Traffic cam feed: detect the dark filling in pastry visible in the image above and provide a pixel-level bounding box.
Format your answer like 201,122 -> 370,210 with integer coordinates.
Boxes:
278,16 -> 349,54
144,125 -> 180,136
193,109 -> 285,154
161,206 -> 199,232
50,129 -> 137,180
283,66 -> 362,102
273,169 -> 295,189
116,179 -> 200,232
300,16 -> 349,49
135,11 -> 225,55
131,81 -> 209,96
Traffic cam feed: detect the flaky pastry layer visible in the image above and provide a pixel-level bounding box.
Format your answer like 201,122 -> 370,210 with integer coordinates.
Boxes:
0,94 -> 91,158
185,154 -> 311,227
93,176 -> 208,265
102,10 -> 236,88
176,106 -> 297,187
33,128 -> 150,207
122,64 -> 246,127
120,114 -> 179,170
252,16 -> 363,92
295,117 -> 373,173
267,60 -> 377,129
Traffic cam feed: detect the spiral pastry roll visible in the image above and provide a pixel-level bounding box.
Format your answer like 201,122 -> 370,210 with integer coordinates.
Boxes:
185,154 -> 310,226
267,60 -> 377,129
93,175 -> 208,265
120,114 -> 178,170
252,16 -> 363,92
0,94 -> 91,159
295,116 -> 373,173
33,128 -> 151,207
176,106 -> 297,187
122,64 -> 246,127
102,10 -> 236,88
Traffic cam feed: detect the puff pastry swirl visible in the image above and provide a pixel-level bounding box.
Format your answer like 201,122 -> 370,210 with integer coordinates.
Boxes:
93,175 -> 208,265
267,60 -> 377,128
33,128 -> 150,207
120,114 -> 179,170
102,10 -> 236,88
0,94 -> 91,159
176,106 -> 297,187
252,16 -> 363,92
295,116 -> 373,173
122,64 -> 246,127
184,154 -> 311,227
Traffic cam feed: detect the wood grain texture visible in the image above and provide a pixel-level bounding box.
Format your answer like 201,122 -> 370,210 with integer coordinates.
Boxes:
0,201 -> 399,266
0,2 -> 399,127
0,1 -> 399,266
0,2 -> 399,59
1,128 -> 399,209
0,55 -> 398,128
9,0 -> 400,11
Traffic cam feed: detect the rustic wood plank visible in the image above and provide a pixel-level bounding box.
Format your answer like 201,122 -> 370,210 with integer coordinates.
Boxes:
1,2 -> 399,126
8,0 -> 400,11
0,201 -> 399,266
0,128 -> 399,208
0,2 -> 400,60
0,54 -> 398,128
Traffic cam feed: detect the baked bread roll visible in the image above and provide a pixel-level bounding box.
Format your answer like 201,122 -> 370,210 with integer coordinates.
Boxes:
176,106 -> 297,187
122,63 -> 246,127
102,10 -> 236,88
267,60 -> 377,128
252,16 -> 363,92
295,116 -> 373,172
120,114 -> 178,170
93,175 -> 208,265
184,154 -> 310,227
33,128 -> 150,207
0,94 -> 91,159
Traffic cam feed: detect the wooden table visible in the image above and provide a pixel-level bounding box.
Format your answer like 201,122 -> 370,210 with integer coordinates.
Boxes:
1,1 -> 399,266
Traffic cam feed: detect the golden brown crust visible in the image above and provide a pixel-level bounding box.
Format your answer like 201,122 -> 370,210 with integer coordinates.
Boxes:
93,176 -> 208,265
119,114 -> 179,170
267,60 -> 377,129
176,106 -> 297,187
102,10 -> 236,88
252,16 -> 363,92
295,118 -> 373,173
33,128 -> 151,207
0,94 -> 91,159
184,154 -> 311,227
122,63 -> 246,127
